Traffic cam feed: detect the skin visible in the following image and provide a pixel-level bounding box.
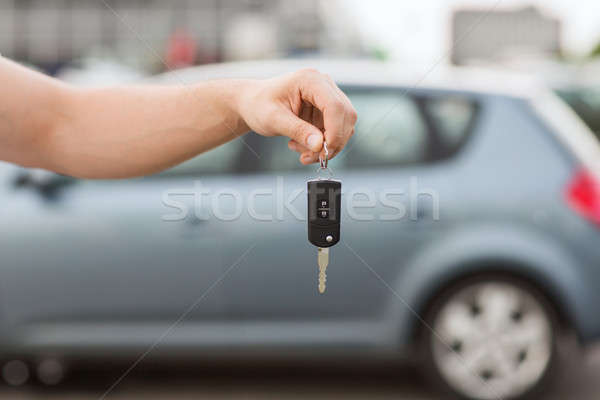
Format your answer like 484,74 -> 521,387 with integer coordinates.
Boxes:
0,57 -> 357,179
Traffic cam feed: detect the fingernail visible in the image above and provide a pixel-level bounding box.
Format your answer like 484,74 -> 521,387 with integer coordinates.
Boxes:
307,134 -> 321,152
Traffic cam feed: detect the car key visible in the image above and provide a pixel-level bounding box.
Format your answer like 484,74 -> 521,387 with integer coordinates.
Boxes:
307,143 -> 341,293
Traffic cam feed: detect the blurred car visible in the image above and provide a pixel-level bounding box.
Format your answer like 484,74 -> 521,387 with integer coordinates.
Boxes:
496,57 -> 600,141
2,59 -> 600,400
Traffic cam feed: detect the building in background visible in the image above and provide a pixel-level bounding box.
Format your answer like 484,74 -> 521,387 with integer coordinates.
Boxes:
0,0 -> 361,74
451,6 -> 561,65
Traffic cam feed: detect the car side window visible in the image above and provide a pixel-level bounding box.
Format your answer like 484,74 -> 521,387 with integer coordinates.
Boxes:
422,95 -> 478,157
155,139 -> 244,177
259,90 -> 429,172
341,90 -> 429,168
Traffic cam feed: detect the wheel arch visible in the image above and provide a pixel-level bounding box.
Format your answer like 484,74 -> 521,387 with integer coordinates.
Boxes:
389,226 -> 593,353
407,261 -> 575,347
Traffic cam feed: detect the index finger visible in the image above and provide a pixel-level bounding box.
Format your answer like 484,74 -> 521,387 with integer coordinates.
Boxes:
322,99 -> 345,159
297,72 -> 347,156
322,76 -> 357,158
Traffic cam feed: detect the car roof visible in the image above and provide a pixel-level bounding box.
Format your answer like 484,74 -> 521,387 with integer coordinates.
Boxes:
147,58 -> 547,99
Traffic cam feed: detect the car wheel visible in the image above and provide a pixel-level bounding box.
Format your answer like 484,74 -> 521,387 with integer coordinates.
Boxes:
421,275 -> 559,400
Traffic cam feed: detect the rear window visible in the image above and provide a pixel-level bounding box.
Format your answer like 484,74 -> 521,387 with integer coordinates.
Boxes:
555,88 -> 600,138
532,90 -> 600,173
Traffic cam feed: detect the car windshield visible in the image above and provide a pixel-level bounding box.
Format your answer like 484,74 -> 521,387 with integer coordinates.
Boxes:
555,88 -> 600,139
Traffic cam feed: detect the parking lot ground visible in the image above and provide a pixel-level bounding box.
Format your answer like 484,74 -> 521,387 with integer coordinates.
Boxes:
0,342 -> 598,400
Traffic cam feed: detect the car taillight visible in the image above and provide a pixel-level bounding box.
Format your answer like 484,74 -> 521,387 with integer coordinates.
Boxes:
566,168 -> 600,228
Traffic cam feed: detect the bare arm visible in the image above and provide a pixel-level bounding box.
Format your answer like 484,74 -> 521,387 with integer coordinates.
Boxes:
0,58 -> 356,179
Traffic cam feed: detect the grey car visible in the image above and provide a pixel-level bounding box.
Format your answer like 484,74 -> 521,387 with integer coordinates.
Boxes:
2,60 -> 600,400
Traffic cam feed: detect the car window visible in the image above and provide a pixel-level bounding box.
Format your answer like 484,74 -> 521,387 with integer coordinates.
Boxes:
259,90 -> 429,172
555,88 -> 600,137
423,95 -> 477,153
156,139 -> 244,177
342,91 -> 429,168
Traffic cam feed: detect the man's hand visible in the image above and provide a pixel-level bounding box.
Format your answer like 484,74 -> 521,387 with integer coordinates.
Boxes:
237,68 -> 357,164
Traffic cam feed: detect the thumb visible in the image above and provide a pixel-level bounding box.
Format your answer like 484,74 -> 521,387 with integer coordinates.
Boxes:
275,112 -> 323,153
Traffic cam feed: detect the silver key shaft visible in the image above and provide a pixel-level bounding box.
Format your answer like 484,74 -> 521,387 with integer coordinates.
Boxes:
318,247 -> 329,293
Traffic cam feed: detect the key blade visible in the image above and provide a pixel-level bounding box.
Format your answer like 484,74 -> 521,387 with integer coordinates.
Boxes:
318,247 -> 329,293
318,247 -> 329,268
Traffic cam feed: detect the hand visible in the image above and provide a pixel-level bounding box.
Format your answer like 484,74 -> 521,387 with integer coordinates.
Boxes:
237,68 -> 357,164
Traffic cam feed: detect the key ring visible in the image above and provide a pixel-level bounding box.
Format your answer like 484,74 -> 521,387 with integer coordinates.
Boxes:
316,141 -> 332,180
316,166 -> 332,180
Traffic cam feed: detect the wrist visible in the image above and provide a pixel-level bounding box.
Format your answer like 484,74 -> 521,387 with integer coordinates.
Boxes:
225,78 -> 254,135
189,79 -> 252,138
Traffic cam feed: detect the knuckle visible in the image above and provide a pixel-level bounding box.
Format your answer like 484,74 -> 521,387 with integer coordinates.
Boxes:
297,67 -> 320,79
321,73 -> 334,83
330,99 -> 346,113
349,108 -> 358,123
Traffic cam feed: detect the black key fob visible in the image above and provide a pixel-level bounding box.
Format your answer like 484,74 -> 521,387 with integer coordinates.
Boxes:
307,179 -> 341,248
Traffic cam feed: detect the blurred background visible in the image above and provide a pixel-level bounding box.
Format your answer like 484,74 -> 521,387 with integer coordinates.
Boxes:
2,1 -> 600,399
2,0 -> 600,77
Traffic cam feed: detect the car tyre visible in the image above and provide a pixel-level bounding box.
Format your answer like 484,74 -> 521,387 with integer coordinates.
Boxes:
420,274 -> 561,400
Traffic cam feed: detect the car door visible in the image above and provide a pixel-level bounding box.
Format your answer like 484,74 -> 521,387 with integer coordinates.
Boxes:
227,89 -> 451,349
0,139 -> 255,351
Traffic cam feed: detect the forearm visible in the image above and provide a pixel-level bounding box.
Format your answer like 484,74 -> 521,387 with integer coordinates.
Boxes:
44,81 -> 250,179
0,58 -> 251,179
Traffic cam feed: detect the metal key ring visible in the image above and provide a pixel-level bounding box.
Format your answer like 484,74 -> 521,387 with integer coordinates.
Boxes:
316,166 -> 333,180
319,142 -> 329,170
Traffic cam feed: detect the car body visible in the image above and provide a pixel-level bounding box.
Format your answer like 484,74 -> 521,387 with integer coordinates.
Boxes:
2,59 -> 600,398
